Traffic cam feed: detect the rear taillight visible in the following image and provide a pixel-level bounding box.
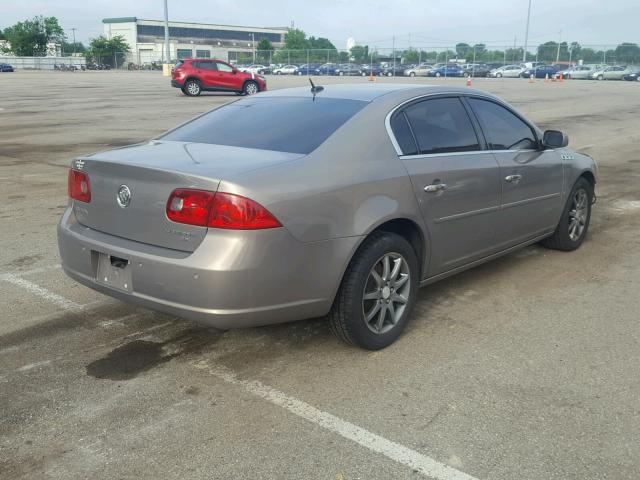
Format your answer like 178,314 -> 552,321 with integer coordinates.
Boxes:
68,169 -> 91,203
166,189 -> 281,230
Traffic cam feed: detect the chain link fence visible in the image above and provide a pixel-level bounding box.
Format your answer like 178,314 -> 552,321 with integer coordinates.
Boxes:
4,43 -> 638,72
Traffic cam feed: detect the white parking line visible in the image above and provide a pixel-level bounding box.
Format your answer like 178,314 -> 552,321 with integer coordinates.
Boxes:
1,273 -> 82,311
193,360 -> 479,480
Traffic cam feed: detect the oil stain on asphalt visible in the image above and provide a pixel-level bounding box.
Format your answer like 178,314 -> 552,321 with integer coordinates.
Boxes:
86,329 -> 221,381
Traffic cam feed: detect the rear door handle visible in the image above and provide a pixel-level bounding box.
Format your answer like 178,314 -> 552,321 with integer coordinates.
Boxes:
424,183 -> 447,193
505,174 -> 522,183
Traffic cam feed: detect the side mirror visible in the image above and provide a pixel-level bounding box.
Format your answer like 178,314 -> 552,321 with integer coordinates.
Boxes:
232,68 -> 238,74
542,130 -> 568,148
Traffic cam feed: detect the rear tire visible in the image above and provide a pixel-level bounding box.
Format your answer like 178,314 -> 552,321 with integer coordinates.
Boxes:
597,74 -> 604,80
183,79 -> 201,96
541,177 -> 593,251
329,232 -> 419,350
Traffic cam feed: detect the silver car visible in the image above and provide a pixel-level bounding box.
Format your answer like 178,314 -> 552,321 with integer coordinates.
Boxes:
404,63 -> 433,77
489,65 -> 524,78
592,65 -> 629,80
58,84 -> 597,349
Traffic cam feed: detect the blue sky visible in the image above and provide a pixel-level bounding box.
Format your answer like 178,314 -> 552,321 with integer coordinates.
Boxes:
2,0 -> 638,49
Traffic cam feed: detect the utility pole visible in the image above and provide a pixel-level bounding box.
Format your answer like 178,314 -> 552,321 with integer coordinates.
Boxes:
163,0 -> 171,75
392,35 -> 395,77
250,33 -> 255,63
556,30 -> 562,62
71,28 -> 77,56
522,0 -> 532,63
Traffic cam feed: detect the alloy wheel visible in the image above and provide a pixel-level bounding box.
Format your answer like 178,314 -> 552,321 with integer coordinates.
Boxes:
362,253 -> 411,334
186,81 -> 200,95
245,82 -> 258,95
568,188 -> 588,241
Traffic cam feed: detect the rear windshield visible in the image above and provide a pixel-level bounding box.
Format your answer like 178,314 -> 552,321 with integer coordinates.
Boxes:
161,97 -> 367,154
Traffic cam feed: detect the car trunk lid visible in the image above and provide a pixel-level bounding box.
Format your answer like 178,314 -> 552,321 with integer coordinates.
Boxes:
72,141 -> 302,252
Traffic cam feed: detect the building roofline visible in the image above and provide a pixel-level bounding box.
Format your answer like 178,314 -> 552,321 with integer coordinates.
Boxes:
103,17 -> 288,32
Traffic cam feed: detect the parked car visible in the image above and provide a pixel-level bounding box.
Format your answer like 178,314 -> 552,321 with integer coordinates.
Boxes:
361,64 -> 383,76
171,58 -> 267,96
427,64 -> 465,77
622,69 -> 640,81
334,64 -> 363,76
58,84 -> 597,350
241,64 -> 269,75
273,64 -> 297,75
404,63 -> 433,77
555,65 -> 594,79
317,63 -> 339,75
520,65 -> 561,78
591,65 -> 629,80
0,63 -> 15,72
463,63 -> 491,77
382,65 -> 407,77
295,64 -> 320,75
489,65 -> 524,78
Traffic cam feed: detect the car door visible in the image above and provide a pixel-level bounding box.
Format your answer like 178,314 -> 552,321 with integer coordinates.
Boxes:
390,96 -> 502,275
213,61 -> 238,90
605,66 -> 624,79
466,97 -> 564,248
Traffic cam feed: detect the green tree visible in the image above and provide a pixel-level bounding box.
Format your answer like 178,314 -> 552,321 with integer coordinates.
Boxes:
455,43 -> 471,58
87,35 -> 131,67
614,43 -> 640,64
402,48 -> 419,63
61,41 -> 86,55
3,16 -> 65,56
0,28 -> 5,40
308,36 -> 336,50
350,45 -> 369,63
283,28 -> 308,50
256,38 -> 273,62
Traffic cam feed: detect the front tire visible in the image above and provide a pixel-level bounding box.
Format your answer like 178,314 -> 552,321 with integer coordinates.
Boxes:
243,81 -> 259,95
541,177 -> 593,251
597,74 -> 604,80
409,71 -> 416,77
329,232 -> 419,350
183,79 -> 202,96
435,72 -> 441,77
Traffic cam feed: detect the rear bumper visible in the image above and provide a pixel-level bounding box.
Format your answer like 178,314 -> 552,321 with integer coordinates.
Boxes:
57,207 -> 360,329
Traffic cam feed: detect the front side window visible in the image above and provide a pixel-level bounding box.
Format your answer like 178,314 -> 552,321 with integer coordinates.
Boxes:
402,97 -> 480,155
215,61 -> 234,73
468,98 -> 537,150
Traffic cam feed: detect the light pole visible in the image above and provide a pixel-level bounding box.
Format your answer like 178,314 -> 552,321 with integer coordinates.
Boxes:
70,28 -> 77,56
250,33 -> 255,64
522,0 -> 532,63
162,0 -> 171,75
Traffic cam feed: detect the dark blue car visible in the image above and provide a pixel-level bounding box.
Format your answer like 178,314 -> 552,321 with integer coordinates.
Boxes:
521,65 -> 561,78
0,63 -> 15,72
427,64 -> 464,77
316,63 -> 339,75
294,64 -> 320,75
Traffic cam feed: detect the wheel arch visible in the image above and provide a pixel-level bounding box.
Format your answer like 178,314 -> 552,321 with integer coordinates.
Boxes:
242,78 -> 259,91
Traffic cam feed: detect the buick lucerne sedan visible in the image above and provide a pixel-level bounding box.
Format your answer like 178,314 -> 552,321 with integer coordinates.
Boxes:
58,84 -> 597,349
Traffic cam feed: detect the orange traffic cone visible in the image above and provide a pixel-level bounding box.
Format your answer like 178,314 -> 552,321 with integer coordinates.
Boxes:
529,74 -> 534,83
559,73 -> 563,82
368,72 -> 375,82
466,76 -> 472,87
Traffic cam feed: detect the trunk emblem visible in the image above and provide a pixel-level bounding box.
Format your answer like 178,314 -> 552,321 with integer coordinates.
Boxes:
116,185 -> 131,208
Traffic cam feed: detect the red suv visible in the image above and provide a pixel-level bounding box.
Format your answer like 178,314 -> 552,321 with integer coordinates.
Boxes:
171,58 -> 267,96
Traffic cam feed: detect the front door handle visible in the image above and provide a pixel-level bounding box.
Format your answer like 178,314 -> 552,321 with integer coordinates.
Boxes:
505,174 -> 522,183
424,183 -> 447,193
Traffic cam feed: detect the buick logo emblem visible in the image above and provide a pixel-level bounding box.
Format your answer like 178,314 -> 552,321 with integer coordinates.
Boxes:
116,185 -> 131,208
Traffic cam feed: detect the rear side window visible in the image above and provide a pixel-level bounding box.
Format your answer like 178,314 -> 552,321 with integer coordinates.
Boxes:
402,97 -> 480,155
161,97 -> 367,154
468,98 -> 537,150
390,113 -> 418,155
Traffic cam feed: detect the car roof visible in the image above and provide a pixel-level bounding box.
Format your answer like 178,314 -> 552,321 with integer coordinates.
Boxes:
256,83 -> 498,102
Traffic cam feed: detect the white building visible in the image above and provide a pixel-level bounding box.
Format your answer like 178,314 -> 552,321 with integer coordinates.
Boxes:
103,17 -> 287,64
